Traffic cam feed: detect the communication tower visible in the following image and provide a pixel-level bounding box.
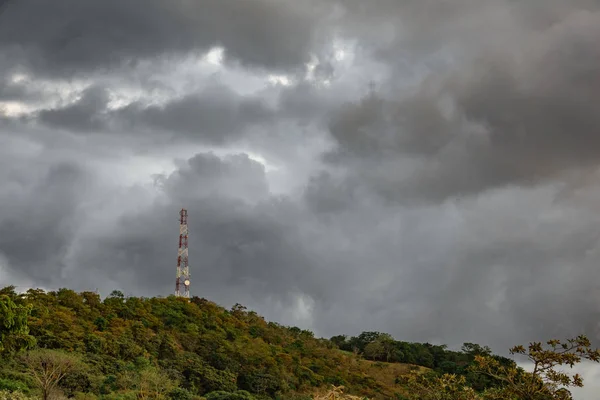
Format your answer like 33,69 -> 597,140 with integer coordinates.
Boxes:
175,208 -> 190,298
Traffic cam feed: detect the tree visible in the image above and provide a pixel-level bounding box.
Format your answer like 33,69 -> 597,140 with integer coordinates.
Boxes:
314,385 -> 370,400
404,373 -> 481,400
204,391 -> 256,400
138,367 -> 178,400
364,340 -> 386,361
167,387 -> 193,400
0,294 -> 36,355
352,332 -> 384,353
20,349 -> 82,400
230,303 -> 247,318
379,334 -> 400,362
470,335 -> 600,400
461,343 -> 492,357
0,286 -> 18,297
109,290 -> 124,299
330,335 -> 348,349
402,335 -> 600,400
0,390 -> 33,400
362,333 -> 400,362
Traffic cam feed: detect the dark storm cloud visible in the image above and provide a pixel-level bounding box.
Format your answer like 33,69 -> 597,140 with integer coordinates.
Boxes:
300,185 -> 600,351
37,86 -> 110,132
118,85 -> 275,143
291,0 -> 600,353
322,5 -> 600,203
72,152 -> 324,311
276,82 -> 341,125
4,0 -> 600,381
27,79 -> 342,150
6,145 -> 600,355
30,83 -> 275,144
0,148 -> 317,306
0,0 -> 322,77
158,153 -> 270,202
0,79 -> 32,102
0,68 -> 50,103
0,159 -> 91,285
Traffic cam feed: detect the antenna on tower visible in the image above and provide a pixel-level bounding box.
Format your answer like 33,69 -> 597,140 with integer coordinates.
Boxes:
175,208 -> 191,298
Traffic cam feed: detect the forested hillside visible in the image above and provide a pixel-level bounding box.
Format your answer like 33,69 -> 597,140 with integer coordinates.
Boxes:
0,287 -> 597,400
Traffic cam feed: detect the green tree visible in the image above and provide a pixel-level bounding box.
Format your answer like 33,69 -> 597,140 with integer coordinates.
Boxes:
204,390 -> 255,400
470,335 -> 600,400
350,332 -> 384,353
167,387 -> 193,400
138,367 -> 178,400
20,349 -> 82,400
404,373 -> 481,400
461,344 -> 492,357
330,335 -> 349,350
0,390 -> 33,400
0,294 -> 36,355
364,340 -> 386,361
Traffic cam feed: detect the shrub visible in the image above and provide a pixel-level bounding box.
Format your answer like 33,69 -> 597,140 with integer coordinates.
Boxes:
0,390 -> 32,400
169,388 -> 194,400
204,390 -> 256,400
0,379 -> 28,394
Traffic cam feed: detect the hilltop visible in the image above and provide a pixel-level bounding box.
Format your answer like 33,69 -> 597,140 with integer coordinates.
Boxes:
0,287 -> 595,400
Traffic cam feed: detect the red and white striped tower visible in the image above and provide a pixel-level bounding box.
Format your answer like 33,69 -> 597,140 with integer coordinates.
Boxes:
175,208 -> 190,298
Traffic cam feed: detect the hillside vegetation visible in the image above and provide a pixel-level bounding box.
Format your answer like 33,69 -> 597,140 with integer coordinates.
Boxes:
0,286 -> 598,400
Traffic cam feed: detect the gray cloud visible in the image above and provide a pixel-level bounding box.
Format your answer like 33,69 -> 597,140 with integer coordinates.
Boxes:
160,152 -> 271,203
0,66 -> 51,104
49,152 -> 326,315
4,2 -> 600,385
37,86 -> 110,132
0,158 -> 92,286
322,6 -> 600,203
0,79 -> 33,102
3,137 -> 600,358
28,83 -> 276,145
0,0 -> 323,76
118,85 -> 276,144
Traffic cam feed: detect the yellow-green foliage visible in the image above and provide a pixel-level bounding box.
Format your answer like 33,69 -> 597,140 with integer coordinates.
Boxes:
0,390 -> 32,400
1,288 -> 415,399
3,287 -> 594,400
0,290 -> 36,355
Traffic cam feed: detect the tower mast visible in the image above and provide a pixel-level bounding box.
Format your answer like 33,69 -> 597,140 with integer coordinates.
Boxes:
175,208 -> 190,298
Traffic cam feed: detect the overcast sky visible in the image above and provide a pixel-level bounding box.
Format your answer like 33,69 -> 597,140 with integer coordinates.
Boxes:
2,1 -> 600,396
